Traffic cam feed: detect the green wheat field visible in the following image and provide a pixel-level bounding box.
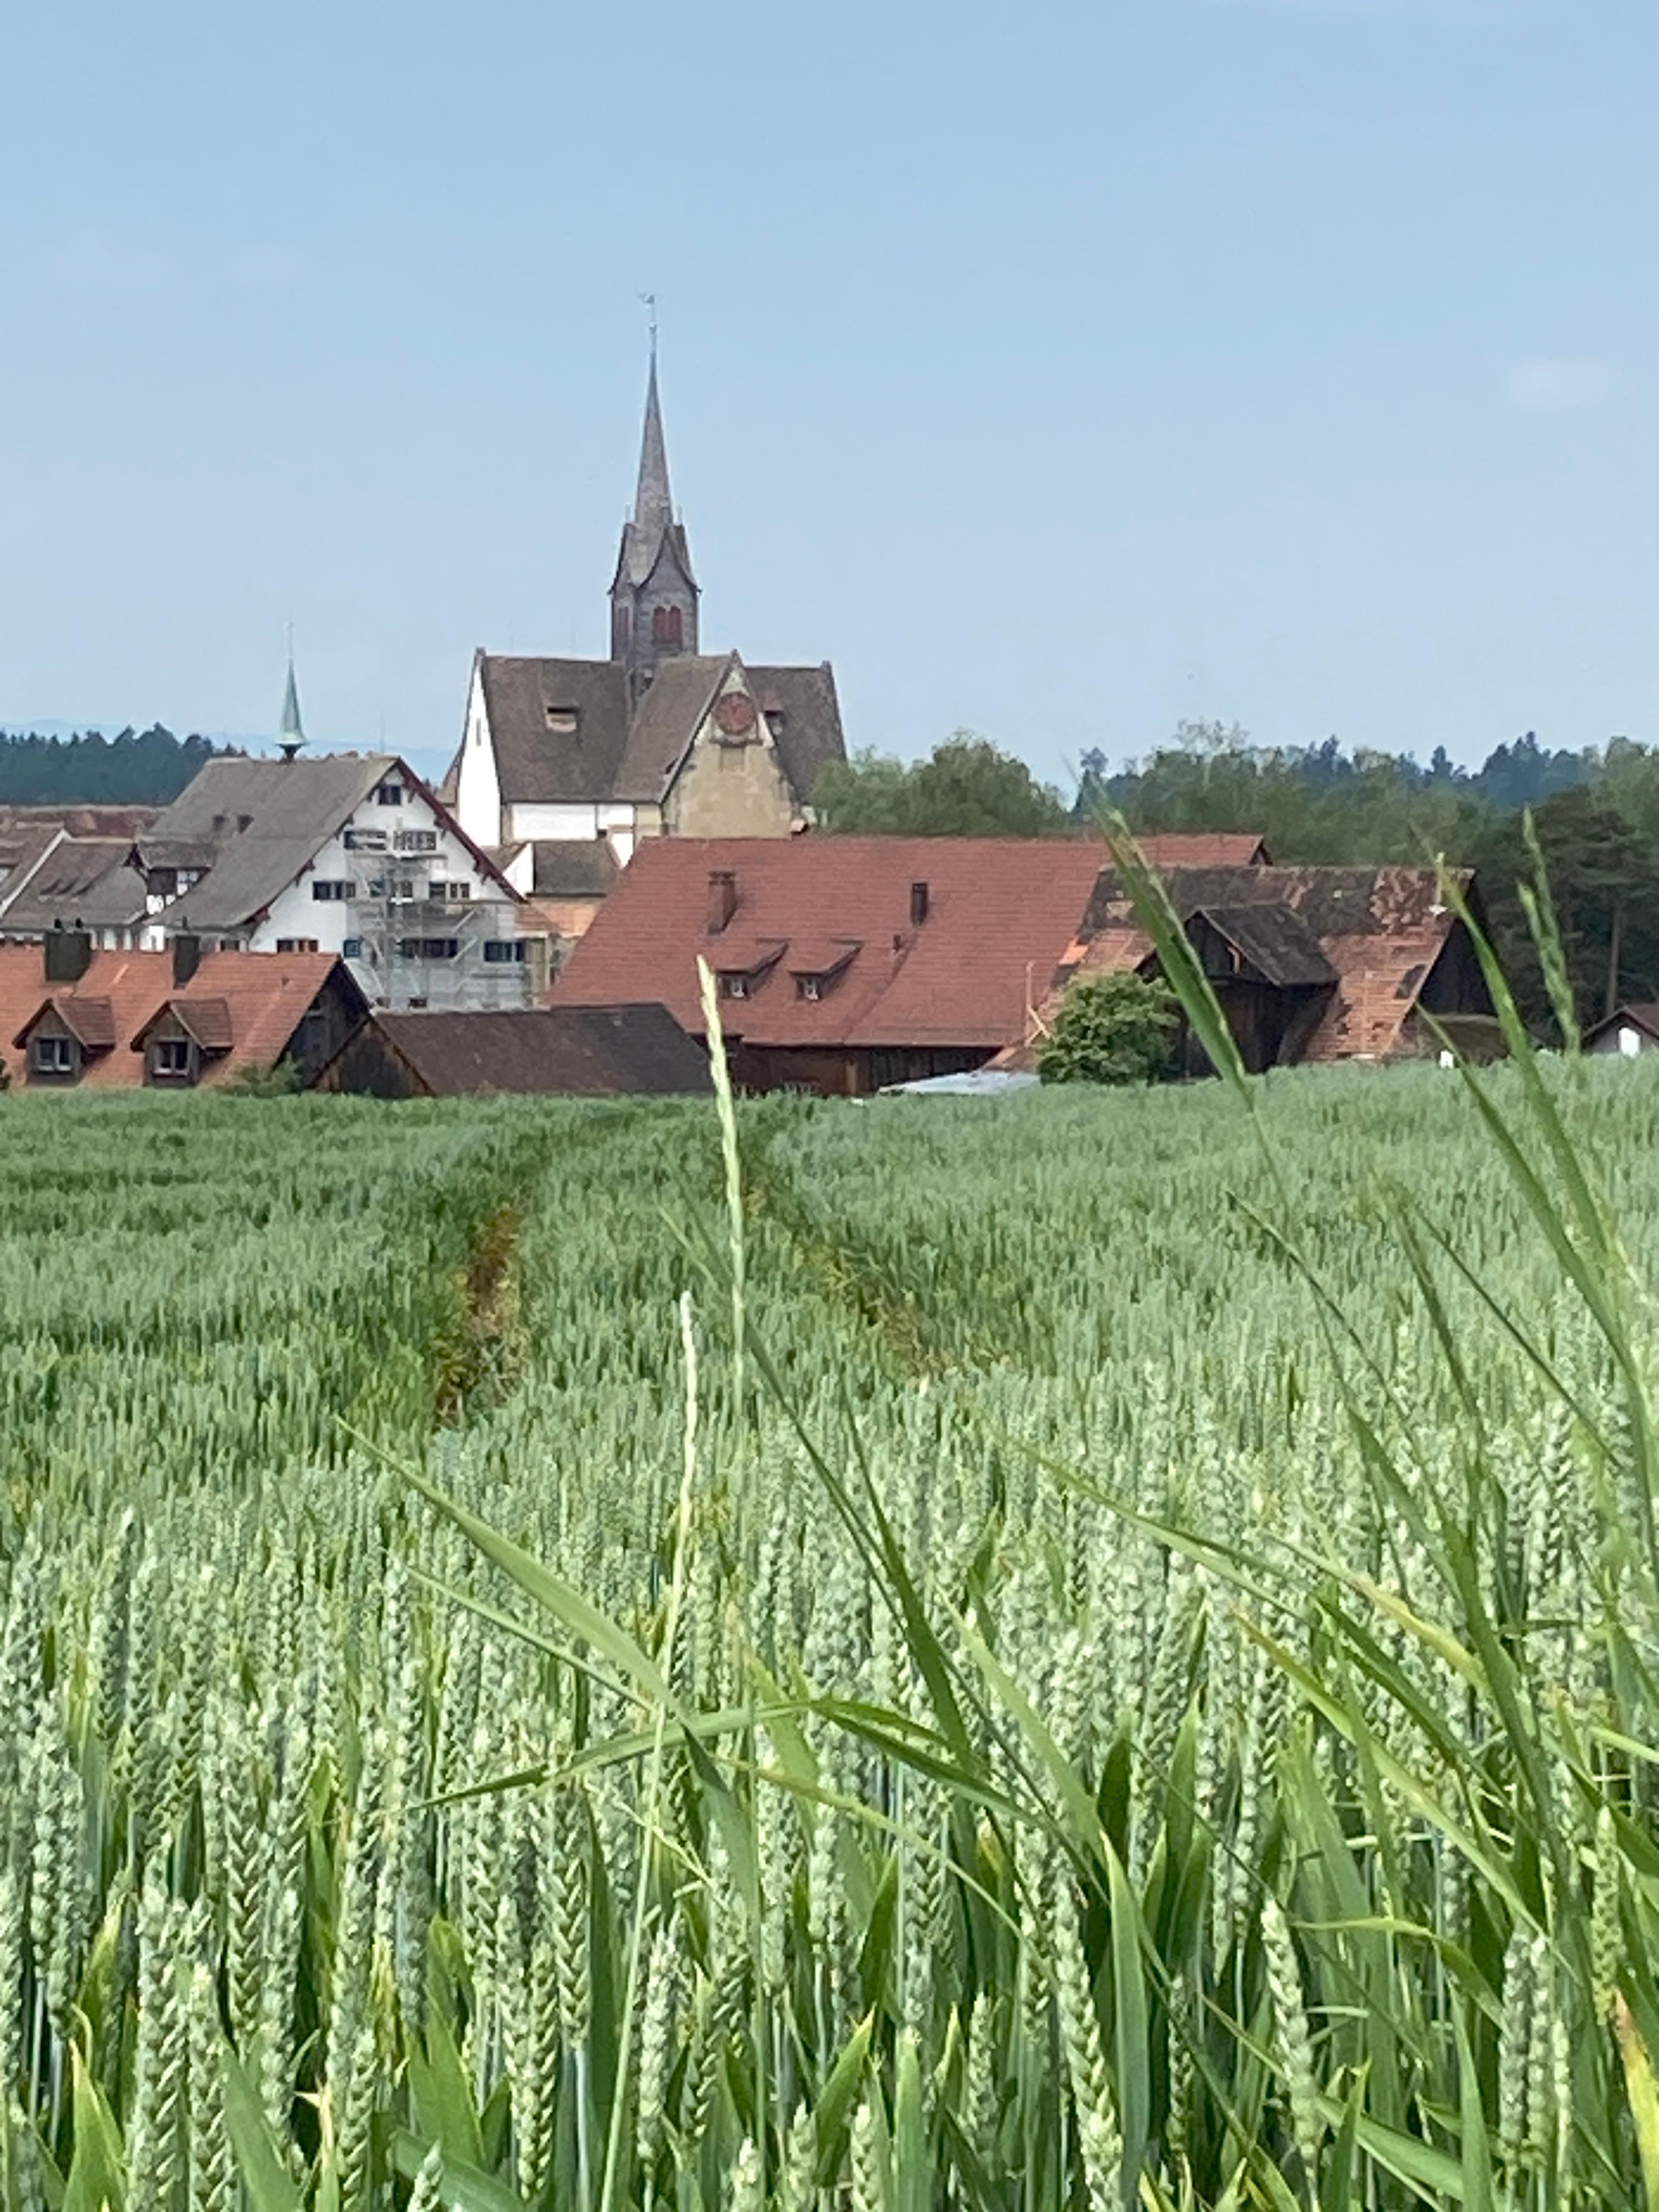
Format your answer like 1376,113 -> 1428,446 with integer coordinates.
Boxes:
3,1051 -> 1658,2212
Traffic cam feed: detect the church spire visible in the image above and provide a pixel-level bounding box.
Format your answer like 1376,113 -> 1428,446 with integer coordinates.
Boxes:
278,637 -> 306,758
610,317 -> 699,697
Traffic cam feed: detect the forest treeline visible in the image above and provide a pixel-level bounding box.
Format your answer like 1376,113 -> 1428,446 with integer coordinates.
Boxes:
815,724 -> 1659,1038
0,726 -> 221,806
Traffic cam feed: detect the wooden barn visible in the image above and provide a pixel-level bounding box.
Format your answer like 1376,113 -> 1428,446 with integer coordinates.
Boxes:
312,1003 -> 709,1099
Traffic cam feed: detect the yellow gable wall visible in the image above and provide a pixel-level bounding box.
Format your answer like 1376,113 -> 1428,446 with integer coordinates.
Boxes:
664,678 -> 796,838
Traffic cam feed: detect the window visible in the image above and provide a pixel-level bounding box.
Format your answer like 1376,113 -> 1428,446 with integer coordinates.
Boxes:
797,975 -> 824,1001
428,881 -> 470,901
396,938 -> 460,961
394,828 -> 438,854
718,972 -> 750,1000
651,604 -> 684,647
150,1037 -> 193,1080
312,878 -> 355,901
275,938 -> 320,954
544,706 -> 579,734
764,709 -> 787,737
342,937 -> 365,960
366,878 -> 415,902
375,783 -> 404,806
31,1035 -> 76,1076
483,939 -> 527,964
343,827 -> 386,853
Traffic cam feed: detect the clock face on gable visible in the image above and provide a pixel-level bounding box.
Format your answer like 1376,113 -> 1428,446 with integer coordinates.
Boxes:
714,692 -> 757,740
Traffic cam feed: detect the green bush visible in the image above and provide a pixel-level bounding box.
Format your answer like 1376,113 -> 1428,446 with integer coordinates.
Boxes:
1037,969 -> 1179,1084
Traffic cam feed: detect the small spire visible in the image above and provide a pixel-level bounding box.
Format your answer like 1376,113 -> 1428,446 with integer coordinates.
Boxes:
631,339 -> 673,540
279,633 -> 306,757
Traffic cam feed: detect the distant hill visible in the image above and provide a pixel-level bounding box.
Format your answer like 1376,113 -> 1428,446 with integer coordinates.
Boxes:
0,726 -> 224,805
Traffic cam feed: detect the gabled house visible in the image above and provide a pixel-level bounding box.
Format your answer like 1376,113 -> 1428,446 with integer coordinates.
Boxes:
1,932 -> 364,1090
1028,862 -> 1496,1073
312,1003 -> 710,1099
90,751 -> 538,1009
445,348 -> 847,901
550,837 -> 1496,1096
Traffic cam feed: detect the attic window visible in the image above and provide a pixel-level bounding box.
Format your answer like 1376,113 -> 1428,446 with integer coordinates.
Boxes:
718,972 -> 751,1000
375,783 -> 404,807
764,709 -> 786,737
545,707 -> 579,735
31,1035 -> 77,1078
150,1037 -> 193,1082
797,975 -> 825,1001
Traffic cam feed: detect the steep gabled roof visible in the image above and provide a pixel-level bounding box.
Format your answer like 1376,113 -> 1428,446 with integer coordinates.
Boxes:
1584,1002 -> 1659,1049
137,752 -> 514,930
1049,862 -> 1474,1063
1189,902 -> 1338,988
529,839 -> 619,900
552,838 -> 1109,1050
613,655 -> 732,800
0,946 -> 350,1088
747,664 -> 847,812
477,657 -> 634,806
0,838 -> 140,933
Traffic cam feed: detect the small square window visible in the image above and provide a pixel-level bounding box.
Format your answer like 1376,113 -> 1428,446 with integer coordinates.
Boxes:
482,939 -> 527,964
150,1037 -> 192,1079
375,783 -> 403,806
342,937 -> 364,960
31,1034 -> 76,1076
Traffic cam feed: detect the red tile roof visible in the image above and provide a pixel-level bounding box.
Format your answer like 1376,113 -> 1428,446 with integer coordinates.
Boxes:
1133,833 -> 1271,868
0,946 -> 342,1089
1010,864 -> 1471,1065
550,838 -> 1111,1049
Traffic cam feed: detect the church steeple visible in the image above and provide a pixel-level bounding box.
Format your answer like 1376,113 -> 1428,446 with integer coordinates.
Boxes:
278,638 -> 306,760
610,323 -> 698,699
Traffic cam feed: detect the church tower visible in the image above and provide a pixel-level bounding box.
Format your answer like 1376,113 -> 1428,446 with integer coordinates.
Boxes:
609,339 -> 698,700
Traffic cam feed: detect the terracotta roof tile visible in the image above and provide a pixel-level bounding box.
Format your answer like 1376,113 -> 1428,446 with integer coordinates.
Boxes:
0,945 -> 344,1090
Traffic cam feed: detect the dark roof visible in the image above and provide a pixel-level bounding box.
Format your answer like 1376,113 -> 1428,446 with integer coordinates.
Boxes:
553,837 -> 1111,1049
476,658 -> 633,806
475,652 -> 847,814
139,752 -> 512,930
1190,902 -> 1338,987
0,804 -> 160,840
324,1004 -> 711,1097
0,838 -> 141,933
748,664 -> 848,811
15,994 -> 117,1051
145,753 -> 394,928
1583,1002 -> 1659,1048
614,656 -> 731,800
530,839 -> 619,899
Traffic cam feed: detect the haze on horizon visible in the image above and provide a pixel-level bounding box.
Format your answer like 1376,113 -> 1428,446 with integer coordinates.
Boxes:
1,0 -> 1654,785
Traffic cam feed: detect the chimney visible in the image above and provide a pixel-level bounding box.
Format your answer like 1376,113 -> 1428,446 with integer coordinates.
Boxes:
44,923 -> 93,985
172,931 -> 202,989
707,870 -> 737,934
910,880 -> 930,927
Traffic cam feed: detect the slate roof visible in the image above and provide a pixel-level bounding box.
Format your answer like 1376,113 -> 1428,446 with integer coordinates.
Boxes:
0,826 -> 66,917
318,1004 -> 710,1097
747,665 -> 847,815
529,840 -> 619,900
139,753 -> 512,931
1190,902 -> 1338,987
614,656 -> 731,799
0,804 -> 160,840
0,839 -> 142,933
463,651 -> 847,816
0,946 -> 346,1089
551,838 -> 1111,1049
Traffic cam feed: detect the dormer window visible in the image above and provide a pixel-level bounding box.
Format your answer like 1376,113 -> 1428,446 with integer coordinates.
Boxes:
797,975 -> 824,1001
150,1037 -> 193,1081
545,707 -> 579,735
719,972 -> 750,1000
764,709 -> 786,737
31,1035 -> 76,1078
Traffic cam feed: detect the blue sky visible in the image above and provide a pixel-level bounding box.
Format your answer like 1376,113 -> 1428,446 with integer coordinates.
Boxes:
1,0 -> 1654,788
